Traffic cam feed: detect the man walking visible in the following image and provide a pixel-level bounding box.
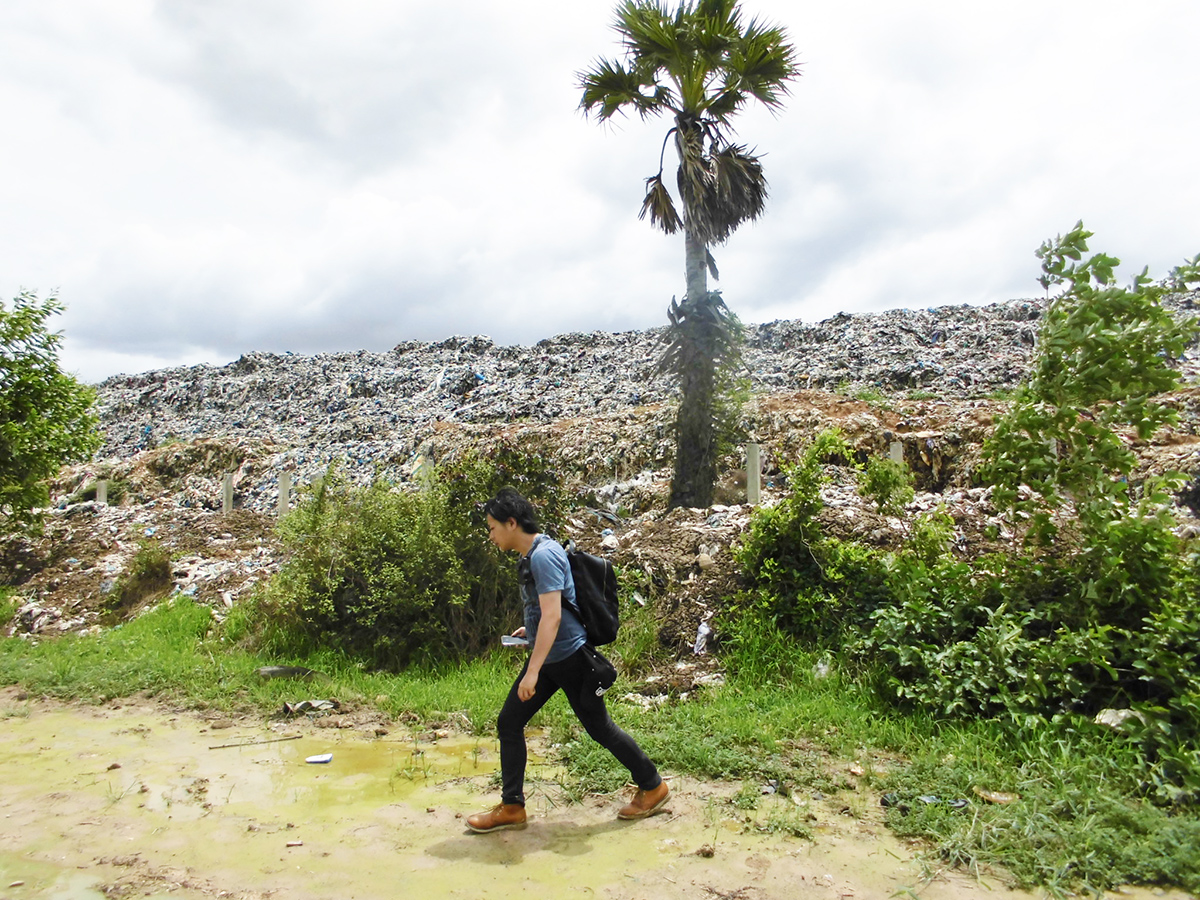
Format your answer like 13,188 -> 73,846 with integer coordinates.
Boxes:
466,488 -> 669,833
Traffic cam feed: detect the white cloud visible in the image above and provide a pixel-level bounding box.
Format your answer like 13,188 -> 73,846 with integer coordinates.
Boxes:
0,0 -> 1196,383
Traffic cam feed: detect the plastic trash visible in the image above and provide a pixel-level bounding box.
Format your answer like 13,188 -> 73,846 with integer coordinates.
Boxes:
281,699 -> 340,715
813,656 -> 832,679
972,786 -> 1020,804
305,753 -> 333,764
258,666 -> 321,680
692,620 -> 712,655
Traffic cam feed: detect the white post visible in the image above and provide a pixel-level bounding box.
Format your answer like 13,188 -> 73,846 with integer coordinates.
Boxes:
747,442 -> 761,505
96,480 -> 108,506
278,470 -> 292,518
889,441 -> 905,464
222,473 -> 234,514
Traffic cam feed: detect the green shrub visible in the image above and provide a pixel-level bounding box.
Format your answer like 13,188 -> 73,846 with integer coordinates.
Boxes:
263,475 -> 475,669
256,447 -> 571,671
859,456 -> 914,516
1,292 -> 102,530
0,588 -> 17,628
980,222 -> 1198,545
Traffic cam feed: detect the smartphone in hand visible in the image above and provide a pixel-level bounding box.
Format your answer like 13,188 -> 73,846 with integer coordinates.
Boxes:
501,634 -> 529,648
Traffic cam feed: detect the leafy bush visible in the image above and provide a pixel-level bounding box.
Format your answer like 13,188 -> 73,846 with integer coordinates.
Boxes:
735,429 -> 887,641
980,222 -> 1198,544
257,447 -> 570,670
1,292 -> 102,530
859,456 -> 914,516
265,475 -> 473,668
734,226 -> 1200,800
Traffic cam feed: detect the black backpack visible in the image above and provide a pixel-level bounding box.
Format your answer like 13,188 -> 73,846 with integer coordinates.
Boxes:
563,540 -> 620,646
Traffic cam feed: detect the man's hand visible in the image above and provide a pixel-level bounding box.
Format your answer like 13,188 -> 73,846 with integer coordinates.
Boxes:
518,670 -> 539,702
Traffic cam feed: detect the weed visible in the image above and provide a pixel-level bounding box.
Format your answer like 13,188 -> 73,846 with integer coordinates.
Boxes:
731,781 -> 760,810
104,779 -> 139,809
859,456 -> 914,516
610,589 -> 667,676
757,799 -> 814,839
835,381 -> 893,408
393,747 -> 433,783
108,543 -> 172,621
0,588 -> 17,628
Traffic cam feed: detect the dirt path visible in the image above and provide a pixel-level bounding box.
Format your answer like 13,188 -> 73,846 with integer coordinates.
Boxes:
0,692 -> 1192,900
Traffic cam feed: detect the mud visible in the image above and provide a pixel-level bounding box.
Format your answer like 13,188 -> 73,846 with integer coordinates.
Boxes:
1,693 -> 1194,900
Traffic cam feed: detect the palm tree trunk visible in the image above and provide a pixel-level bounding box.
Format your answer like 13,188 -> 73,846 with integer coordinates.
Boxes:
668,228 -> 718,510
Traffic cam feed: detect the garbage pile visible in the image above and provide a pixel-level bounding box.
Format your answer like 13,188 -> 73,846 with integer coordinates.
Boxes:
8,291 -> 1198,640
81,293 -> 1199,513
93,299 -> 1063,458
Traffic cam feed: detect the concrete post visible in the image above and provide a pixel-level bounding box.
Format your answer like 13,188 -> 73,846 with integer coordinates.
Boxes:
747,442 -> 761,505
222,473 -> 234,514
278,470 -> 292,518
96,480 -> 108,506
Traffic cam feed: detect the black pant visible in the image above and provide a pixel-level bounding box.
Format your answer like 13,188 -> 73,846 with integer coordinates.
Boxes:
498,648 -> 661,806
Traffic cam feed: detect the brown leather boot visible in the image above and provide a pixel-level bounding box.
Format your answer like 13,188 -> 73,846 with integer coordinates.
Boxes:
466,803 -> 527,833
617,781 -> 670,820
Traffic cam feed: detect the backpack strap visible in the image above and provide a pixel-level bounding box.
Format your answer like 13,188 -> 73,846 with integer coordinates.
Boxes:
526,536 -> 585,623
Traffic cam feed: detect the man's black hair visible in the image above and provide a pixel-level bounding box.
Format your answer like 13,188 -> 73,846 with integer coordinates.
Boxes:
483,487 -> 541,534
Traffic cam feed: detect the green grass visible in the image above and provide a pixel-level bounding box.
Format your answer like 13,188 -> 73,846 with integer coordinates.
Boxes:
0,588 -> 17,629
1,598 -> 1197,896
0,598 -> 514,730
834,381 -> 895,409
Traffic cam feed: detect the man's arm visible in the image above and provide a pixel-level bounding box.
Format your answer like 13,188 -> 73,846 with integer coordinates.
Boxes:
518,590 -> 561,702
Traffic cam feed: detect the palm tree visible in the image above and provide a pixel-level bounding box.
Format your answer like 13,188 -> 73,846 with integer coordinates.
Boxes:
579,0 -> 798,509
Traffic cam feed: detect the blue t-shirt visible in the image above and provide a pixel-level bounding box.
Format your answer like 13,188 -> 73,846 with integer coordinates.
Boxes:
520,535 -> 588,664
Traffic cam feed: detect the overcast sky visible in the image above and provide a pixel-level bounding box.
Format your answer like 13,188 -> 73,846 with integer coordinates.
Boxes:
2,1 -> 1197,384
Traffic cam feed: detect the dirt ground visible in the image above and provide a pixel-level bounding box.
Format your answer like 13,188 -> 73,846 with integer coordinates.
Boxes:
1,689 -> 1195,900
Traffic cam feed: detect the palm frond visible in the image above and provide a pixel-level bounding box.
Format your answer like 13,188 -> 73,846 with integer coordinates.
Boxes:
639,174 -> 683,234
578,58 -> 663,120
711,143 -> 766,215
729,20 -> 800,109
706,248 -> 720,281
706,85 -> 746,122
674,133 -> 767,245
616,0 -> 682,67
659,290 -> 742,378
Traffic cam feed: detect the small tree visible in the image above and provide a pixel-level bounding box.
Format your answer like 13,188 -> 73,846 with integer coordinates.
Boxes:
0,292 -> 101,529
981,223 -> 1199,543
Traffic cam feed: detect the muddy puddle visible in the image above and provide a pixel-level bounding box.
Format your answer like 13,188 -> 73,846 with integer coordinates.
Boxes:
0,695 -> 1194,900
